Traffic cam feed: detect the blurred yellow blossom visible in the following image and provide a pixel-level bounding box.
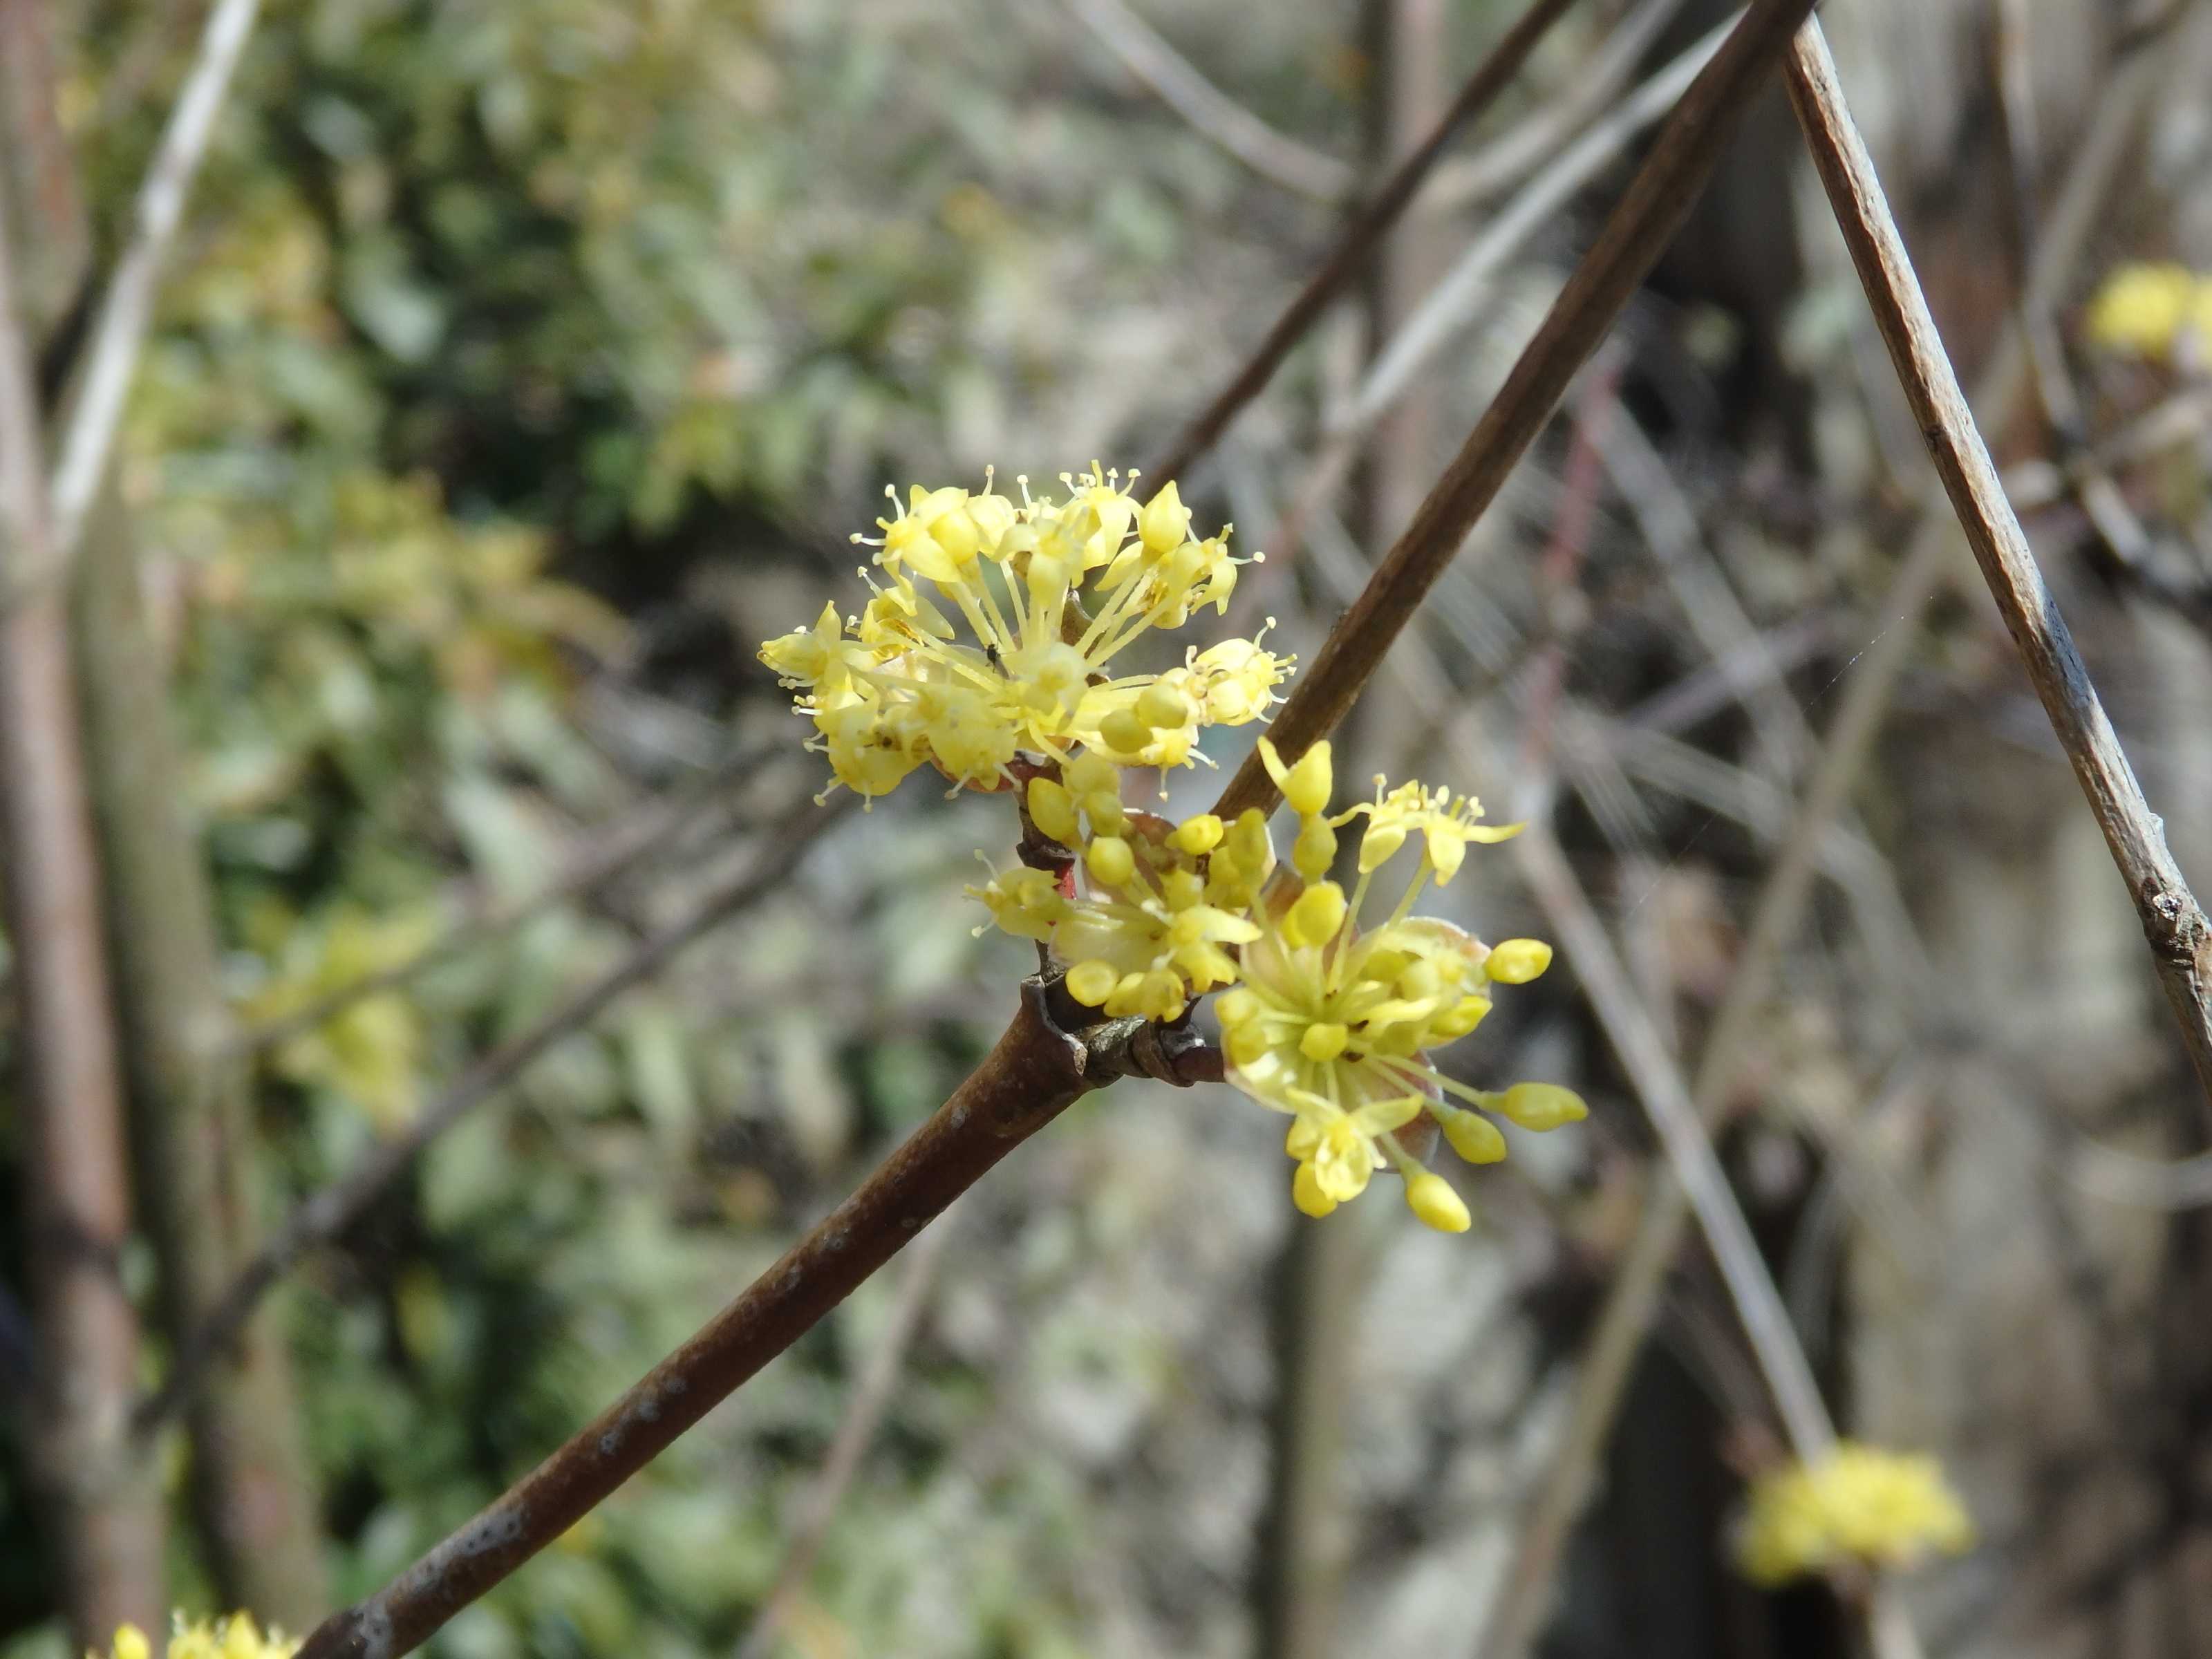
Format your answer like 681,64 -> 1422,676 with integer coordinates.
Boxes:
760,467 -> 1289,802
2084,262 -> 2212,364
1736,1442 -> 1974,1586
244,904 -> 441,1133
102,1613 -> 299,1659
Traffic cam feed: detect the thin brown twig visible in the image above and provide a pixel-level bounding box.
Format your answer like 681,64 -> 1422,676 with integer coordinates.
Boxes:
1215,0 -> 1821,823
733,1216 -> 958,1659
137,786 -> 854,1436
1421,0 -> 1687,213
1785,19 -> 2212,1116
1063,0 -> 1352,201
1143,0 -> 1580,487
1226,12 -> 1730,602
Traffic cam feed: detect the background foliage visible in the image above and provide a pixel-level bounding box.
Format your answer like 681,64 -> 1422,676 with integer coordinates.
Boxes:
8,0 -> 2212,1655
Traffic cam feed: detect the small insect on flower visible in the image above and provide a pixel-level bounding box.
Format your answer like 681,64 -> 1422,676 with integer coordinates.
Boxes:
758,467 -> 1291,803
1734,1443 -> 1974,1588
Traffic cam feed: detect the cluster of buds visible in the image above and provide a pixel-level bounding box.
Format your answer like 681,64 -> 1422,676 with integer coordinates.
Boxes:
763,470 -> 1588,1230
759,467 -> 1289,800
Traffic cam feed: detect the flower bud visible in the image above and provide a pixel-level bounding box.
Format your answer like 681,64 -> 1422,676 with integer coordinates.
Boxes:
1066,960 -> 1119,1006
1139,480 -> 1192,555
1064,753 -> 1119,798
1136,680 -> 1190,730
1027,778 -> 1080,845
1405,1171 -> 1471,1232
1292,1161 -> 1338,1218
1298,1022 -> 1349,1062
1439,1108 -> 1507,1165
1259,736 -> 1333,816
1171,813 -> 1224,855
1214,987 -> 1260,1027
1293,816 -> 1337,881
1491,1081 -> 1587,1131
1281,881 -> 1347,950
1085,834 -> 1136,887
1099,708 -> 1152,754
1485,938 -> 1554,984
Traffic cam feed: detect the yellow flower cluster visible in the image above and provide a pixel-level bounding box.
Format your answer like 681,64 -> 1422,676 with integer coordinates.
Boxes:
760,467 -> 1290,801
1735,1443 -> 1974,1587
970,735 -> 1587,1231
1216,741 -> 1582,1230
2084,262 -> 2212,365
103,1614 -> 298,1659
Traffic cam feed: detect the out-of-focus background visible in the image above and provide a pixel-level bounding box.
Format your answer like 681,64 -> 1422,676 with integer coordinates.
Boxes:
6,0 -> 2212,1655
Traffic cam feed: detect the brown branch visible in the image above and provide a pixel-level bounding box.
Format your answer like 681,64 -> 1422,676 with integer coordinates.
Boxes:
1421,0 -> 1687,213
1784,21 -> 2212,1114
294,981 -> 1217,1659
1065,0 -> 1353,201
1212,0 -> 1823,823
136,787 -> 854,1436
1143,0 -> 1580,487
0,144 -> 164,1644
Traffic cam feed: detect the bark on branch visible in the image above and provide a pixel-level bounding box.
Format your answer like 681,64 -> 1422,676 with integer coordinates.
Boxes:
1783,21 -> 2212,1117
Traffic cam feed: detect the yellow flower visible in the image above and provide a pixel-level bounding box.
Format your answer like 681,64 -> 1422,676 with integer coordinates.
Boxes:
1338,773 -> 1521,883
959,716 -> 1578,1236
1736,1443 -> 1974,1587
1217,740 -> 1586,1230
103,1613 -> 300,1659
2084,261 -> 2212,364
760,467 -> 1288,802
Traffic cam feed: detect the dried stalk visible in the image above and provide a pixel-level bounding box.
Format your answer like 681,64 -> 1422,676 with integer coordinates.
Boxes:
1143,0 -> 1580,486
1214,0 -> 1822,821
36,0 -> 262,590
1510,802 -> 1833,1453
1785,21 -> 2212,1114
1065,0 -> 1352,201
1505,801 -> 1929,1659
1254,14 -> 1730,586
1421,0 -> 1685,213
0,171 -> 164,1644
138,787 -> 854,1435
